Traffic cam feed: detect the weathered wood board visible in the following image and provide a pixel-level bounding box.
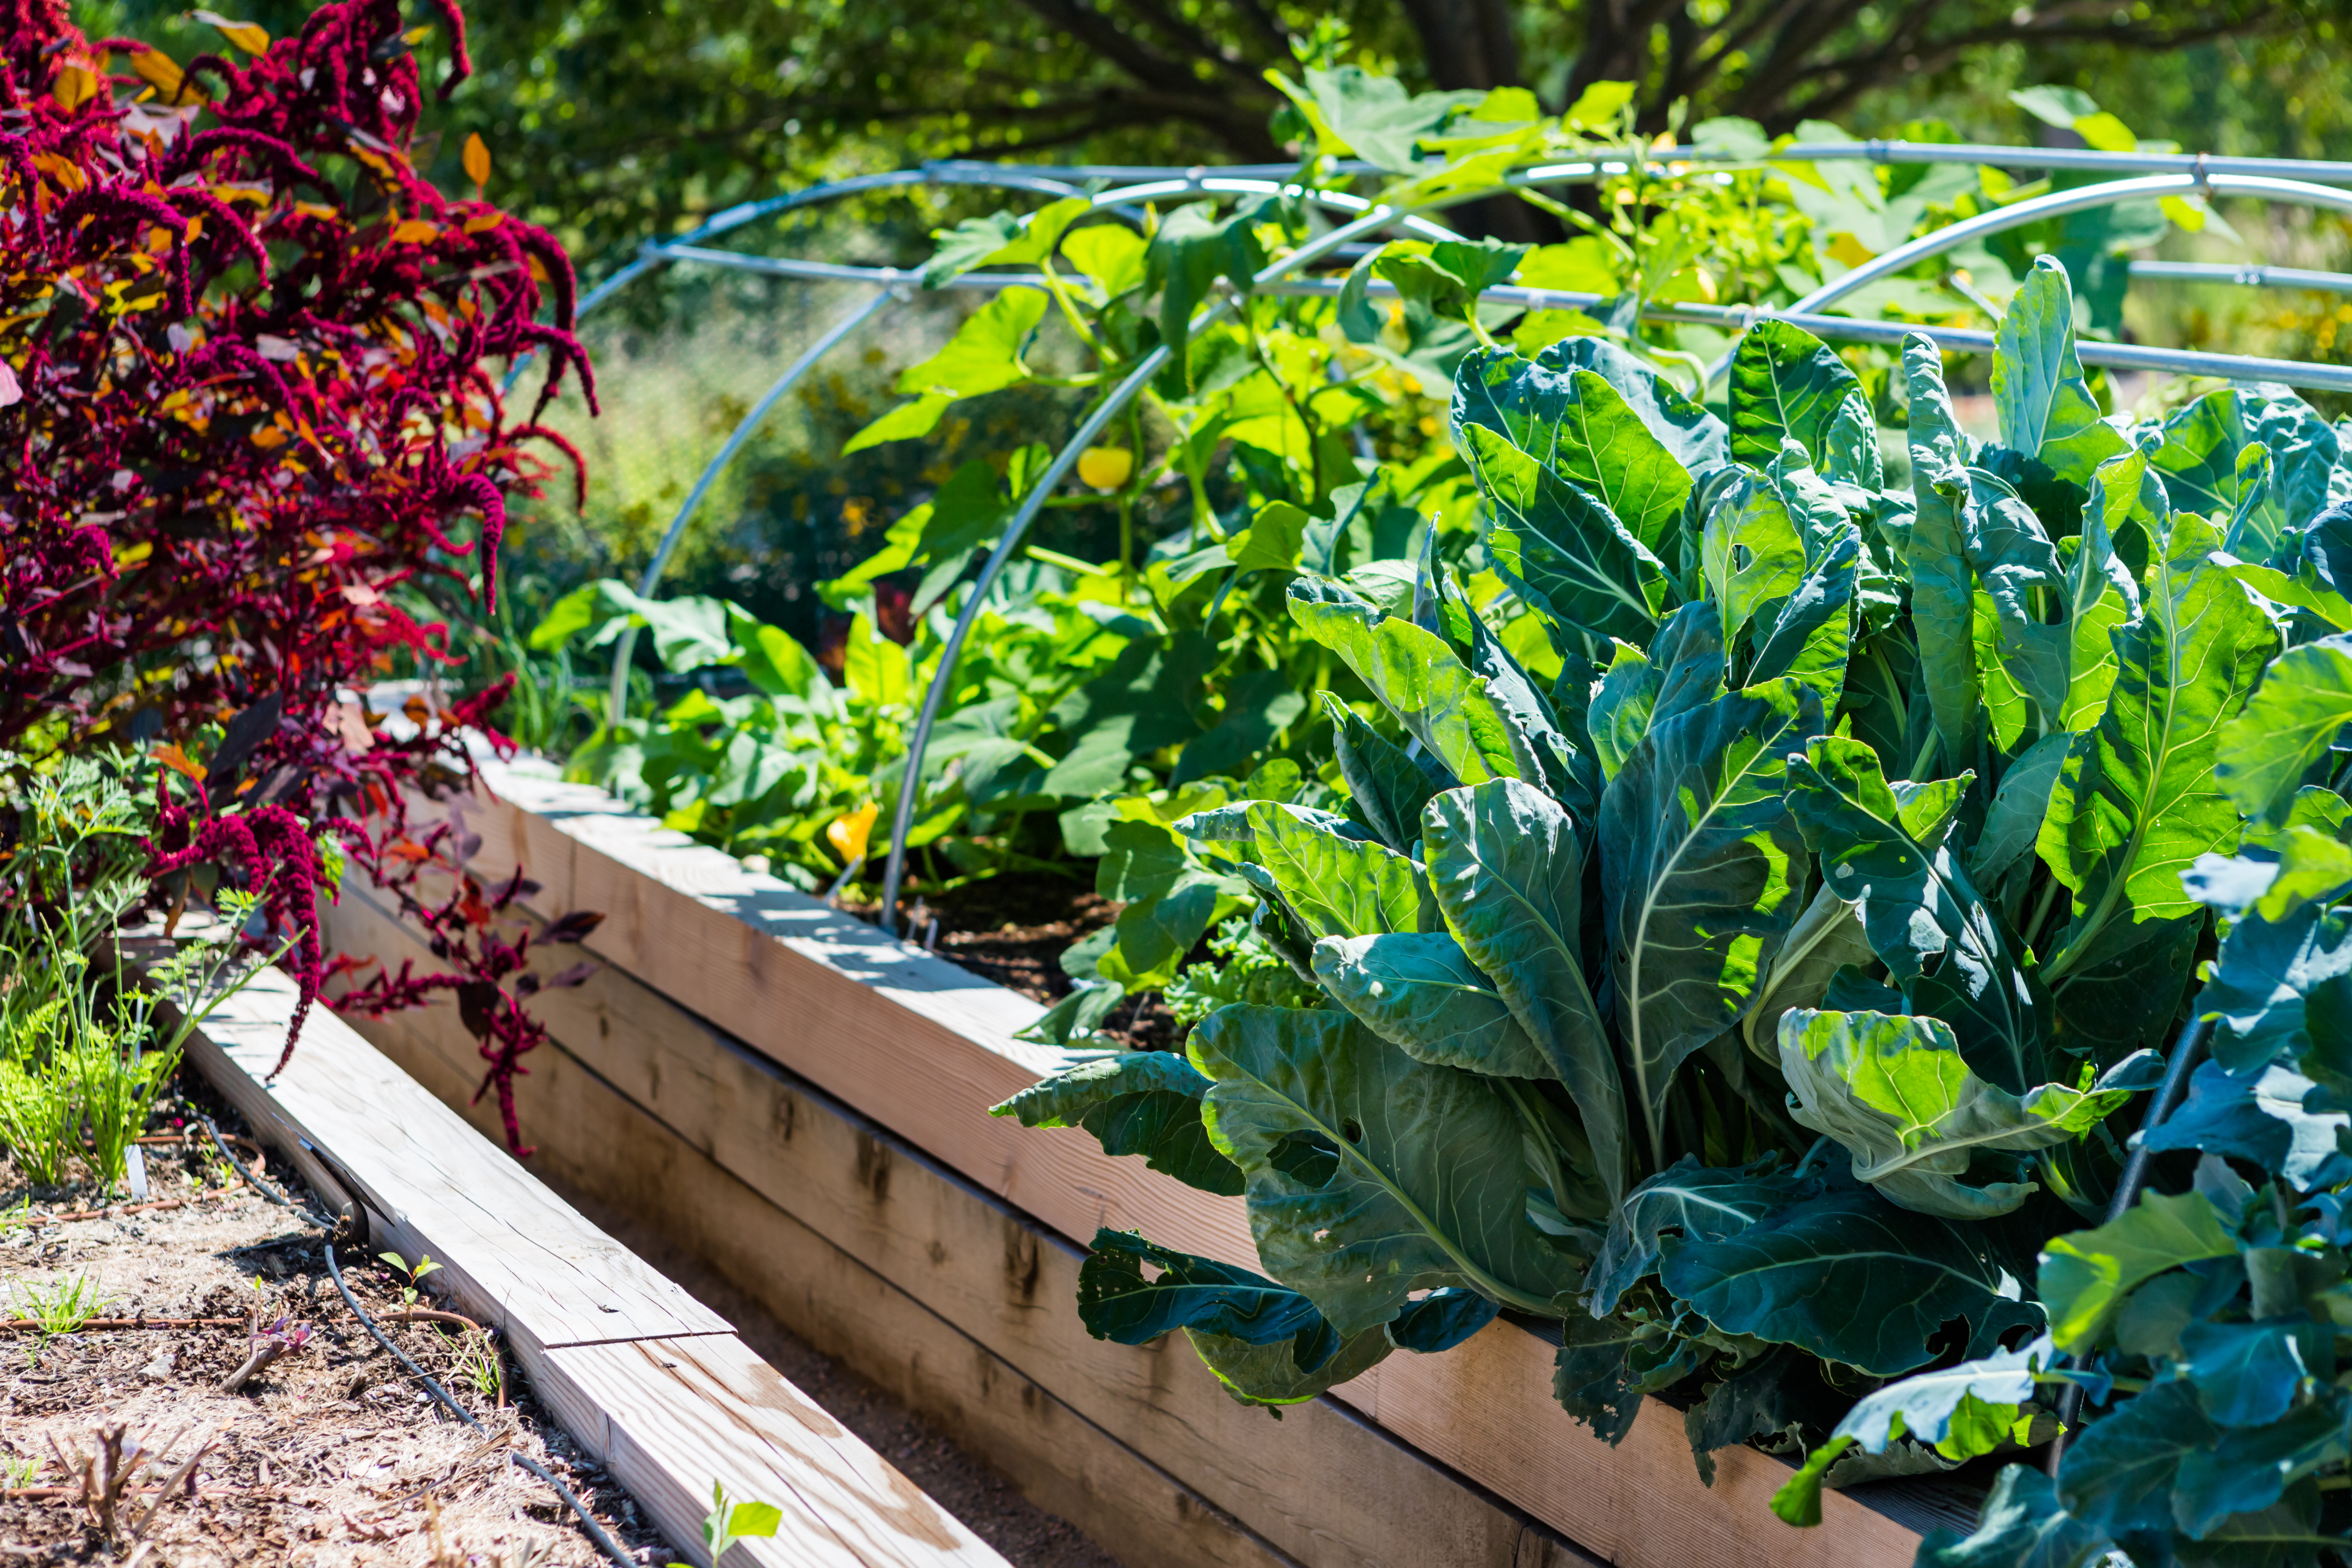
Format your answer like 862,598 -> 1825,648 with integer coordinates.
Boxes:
171,954 -> 1012,1568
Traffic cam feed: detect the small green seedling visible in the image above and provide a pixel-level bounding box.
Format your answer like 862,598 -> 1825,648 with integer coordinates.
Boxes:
380,1250 -> 443,1309
703,1481 -> 782,1562
10,1271 -> 109,1366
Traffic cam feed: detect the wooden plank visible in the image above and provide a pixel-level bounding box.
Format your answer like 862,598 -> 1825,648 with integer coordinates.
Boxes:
539,1334 -> 1008,1568
407,763 -> 1925,1567
169,956 -> 1016,1568
180,963 -> 726,1354
326,878 -> 1586,1568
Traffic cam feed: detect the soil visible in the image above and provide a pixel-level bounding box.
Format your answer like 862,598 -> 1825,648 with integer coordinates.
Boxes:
1,1067 -> 1132,1568
851,877 -> 1182,1052
538,1180 -> 1125,1568
0,1076 -> 671,1567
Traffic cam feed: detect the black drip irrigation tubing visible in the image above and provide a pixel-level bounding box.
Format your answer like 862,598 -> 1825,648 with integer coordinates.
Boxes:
198,1118 -> 641,1568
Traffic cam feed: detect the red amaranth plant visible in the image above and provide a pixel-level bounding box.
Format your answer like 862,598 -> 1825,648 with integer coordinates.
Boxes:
2,0 -> 595,1145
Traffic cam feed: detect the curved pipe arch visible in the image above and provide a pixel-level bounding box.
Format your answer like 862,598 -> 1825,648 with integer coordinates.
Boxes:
1703,171 -> 2352,386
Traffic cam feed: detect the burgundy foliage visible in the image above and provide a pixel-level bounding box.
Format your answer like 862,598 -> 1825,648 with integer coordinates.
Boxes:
1,0 -> 599,1150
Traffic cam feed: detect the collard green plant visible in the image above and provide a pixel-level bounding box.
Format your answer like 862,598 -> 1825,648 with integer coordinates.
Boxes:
997,240 -> 2352,1560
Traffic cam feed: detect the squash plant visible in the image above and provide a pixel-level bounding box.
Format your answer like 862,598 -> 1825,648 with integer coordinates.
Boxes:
996,251 -> 2352,1557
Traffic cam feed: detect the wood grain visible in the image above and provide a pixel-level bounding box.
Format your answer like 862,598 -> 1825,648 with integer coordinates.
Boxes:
327,878 -> 1588,1568
177,963 -> 724,1352
160,951 -> 1016,1568
389,762 -> 1929,1568
541,1334 -> 1007,1568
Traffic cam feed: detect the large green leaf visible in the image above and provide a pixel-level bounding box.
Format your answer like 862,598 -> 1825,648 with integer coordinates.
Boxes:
2140,1060 -> 2352,1192
1463,422 -> 1670,648
1786,735 -> 2043,1090
2041,515 -> 2282,986
1585,1154 -> 1815,1313
1600,680 -> 1820,1167
2055,1378 -> 2217,1537
1658,1183 -> 2045,1375
1531,335 -> 1731,478
1728,319 -> 1863,469
1974,732 -> 2076,892
1322,693 -> 1441,853
1423,778 -> 1630,1200
1288,580 -> 1524,784
845,287 -> 1046,451
1190,1005 -> 1586,1331
1903,334 -> 1983,771
1777,1009 -> 2143,1218
2156,385 -> 2344,554
1586,605 -> 1726,783
2037,1189 -> 2239,1352
2170,1396 -> 2348,1539
1076,1227 -> 1340,1369
2194,830 -> 2352,1079
1919,1463 -> 2113,1568
1249,800 -> 1432,939
1702,466 -> 1809,658
1312,931 -> 1552,1079
1451,352 -> 1693,555
1991,255 -> 2129,486
2217,632 -> 2352,826
1742,883 -> 1875,1060
991,1050 -> 1243,1196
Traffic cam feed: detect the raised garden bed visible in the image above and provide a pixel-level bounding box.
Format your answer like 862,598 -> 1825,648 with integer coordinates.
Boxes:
320,757 -> 1966,1568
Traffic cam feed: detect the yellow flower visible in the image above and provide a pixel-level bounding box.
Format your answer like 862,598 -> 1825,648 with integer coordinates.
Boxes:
827,801 -> 879,866
1076,446 -> 1134,490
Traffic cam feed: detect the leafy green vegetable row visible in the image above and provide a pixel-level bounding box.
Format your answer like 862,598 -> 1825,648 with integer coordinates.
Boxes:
999,255 -> 2352,1566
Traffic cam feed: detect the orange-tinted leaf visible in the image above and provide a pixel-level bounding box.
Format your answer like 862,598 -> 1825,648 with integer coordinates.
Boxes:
51,62 -> 99,112
154,743 -> 208,782
391,219 -> 440,245
462,133 -> 491,189
191,11 -> 272,54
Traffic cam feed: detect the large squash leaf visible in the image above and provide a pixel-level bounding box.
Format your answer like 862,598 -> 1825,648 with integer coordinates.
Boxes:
1599,679 -> 1820,1167
1189,1005 -> 1586,1332
1463,422 -> 1671,648
1423,778 -> 1630,1200
1451,352 -> 1693,555
1658,1183 -> 2045,1375
1991,255 -> 2128,486
1776,1009 -> 2147,1218
2040,515 -> 2281,989
1786,735 -> 2044,1090
1287,579 -> 1523,784
1728,319 -> 1863,469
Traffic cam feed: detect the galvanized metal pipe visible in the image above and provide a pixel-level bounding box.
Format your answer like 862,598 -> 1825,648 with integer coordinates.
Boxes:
873,197 -> 1440,934
1704,170 -> 2352,385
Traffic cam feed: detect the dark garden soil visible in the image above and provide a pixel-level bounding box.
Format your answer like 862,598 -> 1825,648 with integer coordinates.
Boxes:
853,875 -> 1184,1052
